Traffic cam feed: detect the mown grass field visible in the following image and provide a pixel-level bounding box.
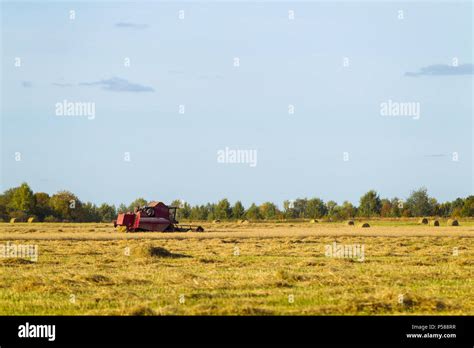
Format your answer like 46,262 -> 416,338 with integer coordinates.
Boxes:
0,220 -> 472,315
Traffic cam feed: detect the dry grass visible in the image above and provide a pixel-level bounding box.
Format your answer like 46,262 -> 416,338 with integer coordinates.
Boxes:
0,221 -> 472,315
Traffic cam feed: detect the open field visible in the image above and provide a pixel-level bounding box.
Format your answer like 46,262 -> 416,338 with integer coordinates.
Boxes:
0,221 -> 473,315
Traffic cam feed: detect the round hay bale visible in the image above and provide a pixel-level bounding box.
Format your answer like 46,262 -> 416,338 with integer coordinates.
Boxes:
447,219 -> 459,226
359,222 -> 370,228
9,218 -> 16,224
309,219 -> 318,223
212,219 -> 221,224
418,218 -> 428,225
347,220 -> 355,226
429,220 -> 440,227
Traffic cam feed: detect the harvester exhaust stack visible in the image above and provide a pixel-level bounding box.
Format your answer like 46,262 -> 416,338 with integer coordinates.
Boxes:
114,201 -> 204,232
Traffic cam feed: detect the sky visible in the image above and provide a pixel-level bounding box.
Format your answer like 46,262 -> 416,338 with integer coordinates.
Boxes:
1,1 -> 473,207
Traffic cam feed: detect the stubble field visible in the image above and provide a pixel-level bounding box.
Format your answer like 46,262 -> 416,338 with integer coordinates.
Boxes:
0,220 -> 472,315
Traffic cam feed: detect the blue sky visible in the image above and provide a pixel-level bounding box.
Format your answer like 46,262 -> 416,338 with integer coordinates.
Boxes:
1,1 -> 472,207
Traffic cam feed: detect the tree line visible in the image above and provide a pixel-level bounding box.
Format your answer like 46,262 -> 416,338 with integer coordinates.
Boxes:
0,183 -> 473,223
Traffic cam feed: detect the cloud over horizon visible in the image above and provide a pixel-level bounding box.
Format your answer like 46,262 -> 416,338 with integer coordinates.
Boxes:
405,63 -> 473,77
79,77 -> 154,92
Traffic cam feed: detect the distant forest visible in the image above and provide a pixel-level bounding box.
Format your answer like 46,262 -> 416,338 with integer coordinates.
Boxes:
1,183 -> 473,222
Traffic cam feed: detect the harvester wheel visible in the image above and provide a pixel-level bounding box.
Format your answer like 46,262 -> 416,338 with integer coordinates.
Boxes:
196,226 -> 204,232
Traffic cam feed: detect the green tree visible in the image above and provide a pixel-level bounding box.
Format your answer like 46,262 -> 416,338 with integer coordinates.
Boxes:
1,188 -> 19,220
401,208 -> 412,217
98,203 -> 117,222
232,201 -> 245,219
326,200 -> 338,217
80,202 -> 100,222
329,206 -> 345,220
293,198 -> 307,218
49,191 -> 82,221
341,201 -> 356,218
171,200 -> 191,220
358,190 -> 381,217
190,205 -> 209,220
180,202 -> 192,219
33,192 -> 51,221
380,199 -> 392,217
245,203 -> 261,220
170,199 -> 182,208
461,196 -> 474,217
438,202 -> 452,217
390,197 -> 402,217
205,203 -> 216,221
429,198 -> 439,216
451,198 -> 464,217
9,183 -> 35,215
215,199 -> 231,220
259,202 -> 278,220
282,200 -> 296,219
405,188 -> 433,217
0,198 -> 7,221
305,198 -> 327,219
128,198 -> 148,212
117,203 -> 128,213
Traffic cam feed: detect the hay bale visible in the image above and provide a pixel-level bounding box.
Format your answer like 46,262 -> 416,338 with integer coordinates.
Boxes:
212,219 -> 221,224
134,244 -> 191,259
146,246 -> 173,258
136,245 -> 175,258
9,218 -> 16,224
359,222 -> 370,228
309,219 -> 318,223
418,218 -> 428,225
347,220 -> 355,226
27,217 -> 35,223
447,219 -> 459,226
429,220 -> 440,227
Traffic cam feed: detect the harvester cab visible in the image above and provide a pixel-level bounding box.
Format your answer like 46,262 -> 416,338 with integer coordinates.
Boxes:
168,207 -> 178,224
114,201 -> 203,233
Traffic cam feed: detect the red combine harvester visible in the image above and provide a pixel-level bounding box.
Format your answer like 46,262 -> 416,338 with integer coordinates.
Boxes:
114,201 -> 204,232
